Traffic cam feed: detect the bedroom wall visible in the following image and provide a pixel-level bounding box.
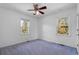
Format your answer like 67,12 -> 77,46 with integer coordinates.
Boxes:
77,3 -> 79,54
40,5 -> 77,48
0,6 -> 38,48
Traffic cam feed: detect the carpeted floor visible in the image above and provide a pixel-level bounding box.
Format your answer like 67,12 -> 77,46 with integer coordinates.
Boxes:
0,39 -> 78,55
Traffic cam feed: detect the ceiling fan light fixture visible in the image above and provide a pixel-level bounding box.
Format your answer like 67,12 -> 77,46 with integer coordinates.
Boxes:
33,11 -> 40,15
36,11 -> 39,15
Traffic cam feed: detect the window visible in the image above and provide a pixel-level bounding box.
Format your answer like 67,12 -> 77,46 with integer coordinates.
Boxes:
57,17 -> 69,35
20,19 -> 29,33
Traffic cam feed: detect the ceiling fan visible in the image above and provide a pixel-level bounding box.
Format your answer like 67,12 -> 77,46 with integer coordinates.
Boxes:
27,3 -> 47,15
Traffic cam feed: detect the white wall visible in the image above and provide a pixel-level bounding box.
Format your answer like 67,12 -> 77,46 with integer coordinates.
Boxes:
77,4 -> 79,54
40,5 -> 77,48
0,6 -> 38,48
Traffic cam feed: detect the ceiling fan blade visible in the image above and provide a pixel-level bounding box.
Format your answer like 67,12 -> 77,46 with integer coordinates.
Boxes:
33,3 -> 38,9
39,6 -> 47,10
39,11 -> 44,14
33,11 -> 37,15
27,9 -> 34,11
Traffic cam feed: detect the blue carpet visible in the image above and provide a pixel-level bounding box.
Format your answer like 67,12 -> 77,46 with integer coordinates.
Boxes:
0,39 -> 78,55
